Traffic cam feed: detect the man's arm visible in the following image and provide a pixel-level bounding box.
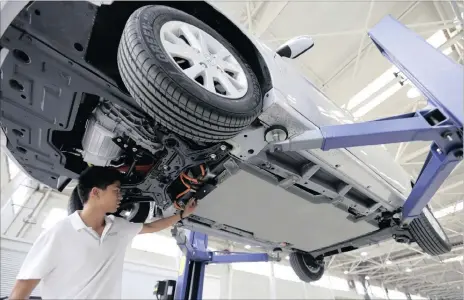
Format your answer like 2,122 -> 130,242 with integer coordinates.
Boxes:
139,198 -> 197,234
9,228 -> 59,299
9,279 -> 40,299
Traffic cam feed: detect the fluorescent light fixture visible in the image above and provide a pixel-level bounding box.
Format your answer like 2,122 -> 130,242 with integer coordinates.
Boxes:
344,270 -> 349,275
365,275 -> 370,280
405,268 -> 412,272
346,67 -> 397,111
433,201 -> 464,218
285,255 -> 290,260
385,260 -> 392,265
443,255 -> 463,263
407,87 -> 420,99
353,83 -> 402,117
244,245 -> 251,249
361,251 -> 368,257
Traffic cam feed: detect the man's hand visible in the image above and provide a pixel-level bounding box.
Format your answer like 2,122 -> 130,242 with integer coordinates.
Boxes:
139,198 -> 198,234
182,198 -> 197,218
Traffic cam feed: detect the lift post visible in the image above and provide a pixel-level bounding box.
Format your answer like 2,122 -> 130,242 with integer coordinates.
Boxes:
171,227 -> 276,300
269,15 -> 463,224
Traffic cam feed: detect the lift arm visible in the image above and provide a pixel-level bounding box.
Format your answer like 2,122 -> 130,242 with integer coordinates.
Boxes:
269,15 -> 463,224
171,228 -> 276,300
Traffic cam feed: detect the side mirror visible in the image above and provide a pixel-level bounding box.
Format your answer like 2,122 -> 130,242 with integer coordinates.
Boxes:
276,36 -> 314,59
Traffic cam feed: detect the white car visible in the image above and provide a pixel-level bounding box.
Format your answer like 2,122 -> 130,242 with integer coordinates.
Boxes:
0,0 -> 451,281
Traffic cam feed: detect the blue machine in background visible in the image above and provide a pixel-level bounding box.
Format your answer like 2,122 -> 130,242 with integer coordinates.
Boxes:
171,15 -> 463,300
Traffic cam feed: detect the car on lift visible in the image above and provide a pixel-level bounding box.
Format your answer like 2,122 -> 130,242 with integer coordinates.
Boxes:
0,1 -> 452,282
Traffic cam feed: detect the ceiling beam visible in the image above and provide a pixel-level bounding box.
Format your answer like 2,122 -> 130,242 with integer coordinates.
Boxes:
351,0 -> 375,80
437,180 -> 464,193
399,145 -> 430,163
321,1 -> 421,88
252,1 -> 289,38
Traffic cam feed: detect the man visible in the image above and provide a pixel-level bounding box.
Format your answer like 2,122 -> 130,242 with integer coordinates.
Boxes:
9,166 -> 197,299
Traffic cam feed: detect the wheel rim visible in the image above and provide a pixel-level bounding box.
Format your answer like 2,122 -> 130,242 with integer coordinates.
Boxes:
160,21 -> 248,99
120,203 -> 140,221
302,255 -> 321,273
423,207 -> 447,241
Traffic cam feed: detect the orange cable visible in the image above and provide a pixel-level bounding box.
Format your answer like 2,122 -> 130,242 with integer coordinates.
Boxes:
200,164 -> 206,176
181,172 -> 198,184
180,173 -> 191,188
176,188 -> 191,200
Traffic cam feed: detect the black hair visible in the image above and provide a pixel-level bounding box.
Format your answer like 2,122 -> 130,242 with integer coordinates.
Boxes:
76,166 -> 123,205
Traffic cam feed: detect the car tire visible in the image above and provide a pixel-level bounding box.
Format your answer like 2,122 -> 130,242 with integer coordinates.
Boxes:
117,5 -> 263,143
118,202 -> 151,223
67,187 -> 83,215
408,206 -> 452,255
289,252 -> 325,282
68,187 -> 150,223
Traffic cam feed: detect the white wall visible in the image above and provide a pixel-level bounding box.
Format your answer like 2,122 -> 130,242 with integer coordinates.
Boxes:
0,237 -> 222,299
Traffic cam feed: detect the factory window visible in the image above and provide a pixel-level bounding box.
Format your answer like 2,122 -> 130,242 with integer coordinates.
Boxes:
7,157 -> 20,181
131,233 -> 179,257
231,261 -> 271,276
388,289 -> 407,300
354,281 -> 366,295
273,264 -> 301,282
11,184 -> 33,214
310,275 -> 332,289
369,285 -> 388,299
328,276 -> 350,292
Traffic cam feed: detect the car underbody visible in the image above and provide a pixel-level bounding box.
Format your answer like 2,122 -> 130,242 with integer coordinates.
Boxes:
0,1 -> 452,269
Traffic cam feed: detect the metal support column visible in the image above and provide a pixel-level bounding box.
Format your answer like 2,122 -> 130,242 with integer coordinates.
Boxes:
171,227 -> 275,300
268,15 -> 463,224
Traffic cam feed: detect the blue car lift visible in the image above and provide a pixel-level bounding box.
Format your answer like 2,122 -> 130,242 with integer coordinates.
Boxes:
171,16 -> 463,300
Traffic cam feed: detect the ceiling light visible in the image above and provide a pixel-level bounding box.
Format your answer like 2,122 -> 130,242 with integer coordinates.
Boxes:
285,255 -> 290,260
443,255 -> 463,263
361,252 -> 368,257
244,245 -> 251,249
353,83 -> 402,117
365,276 -> 370,280
407,87 -> 420,99
346,67 -> 397,111
433,201 -> 463,218
344,270 -> 349,275
405,268 -> 412,273
386,260 -> 392,265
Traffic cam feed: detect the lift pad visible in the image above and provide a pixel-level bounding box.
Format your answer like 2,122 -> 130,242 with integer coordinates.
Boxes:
269,15 -> 463,223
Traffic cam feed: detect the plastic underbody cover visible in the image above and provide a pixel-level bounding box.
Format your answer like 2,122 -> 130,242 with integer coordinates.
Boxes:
194,170 -> 377,252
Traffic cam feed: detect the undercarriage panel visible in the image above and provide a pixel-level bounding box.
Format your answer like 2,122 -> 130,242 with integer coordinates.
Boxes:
194,170 -> 377,252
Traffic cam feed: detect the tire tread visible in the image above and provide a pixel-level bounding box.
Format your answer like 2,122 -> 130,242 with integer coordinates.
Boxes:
289,252 -> 324,282
409,211 -> 451,256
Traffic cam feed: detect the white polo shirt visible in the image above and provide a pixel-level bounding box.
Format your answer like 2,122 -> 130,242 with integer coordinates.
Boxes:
16,211 -> 143,299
